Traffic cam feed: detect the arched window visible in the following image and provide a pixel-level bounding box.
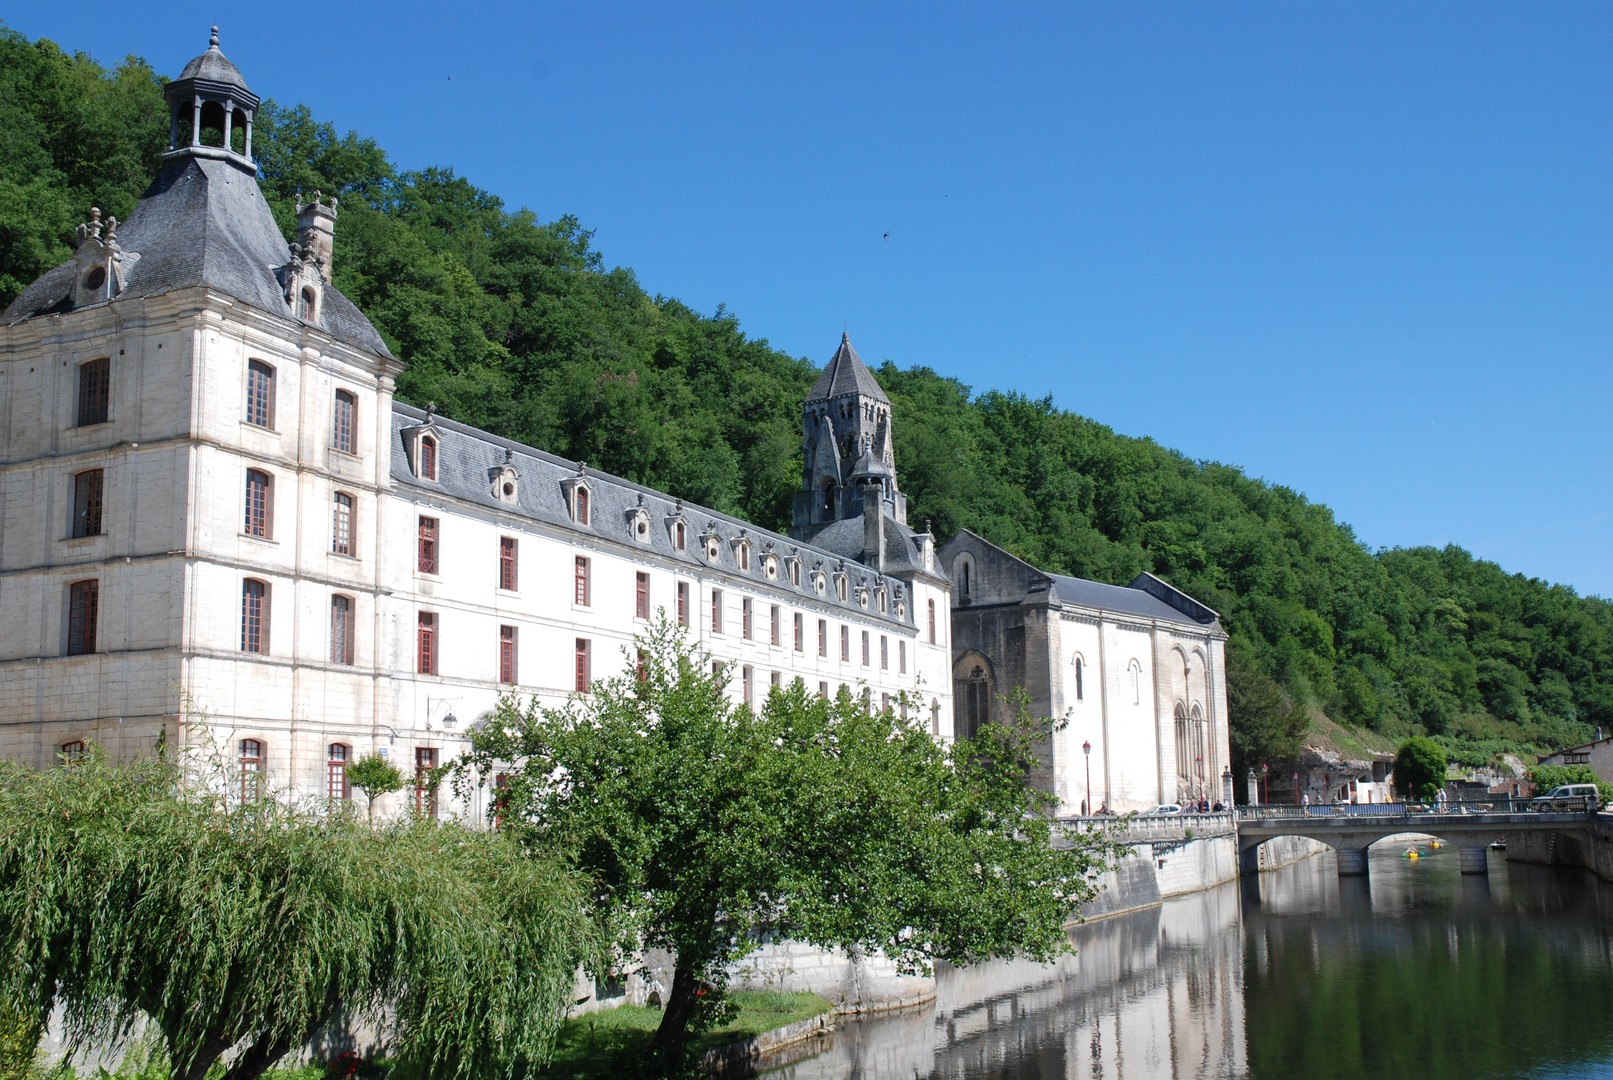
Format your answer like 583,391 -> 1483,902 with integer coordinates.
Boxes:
244,469 -> 272,538
331,492 -> 354,555
60,740 -> 86,764
241,579 -> 269,653
1174,703 -> 1190,792
330,594 -> 354,665
959,560 -> 972,600
327,743 -> 350,802
300,286 -> 318,321
239,739 -> 263,803
821,481 -> 836,515
332,390 -> 356,453
673,519 -> 686,550
955,660 -> 993,741
1129,659 -> 1142,705
419,434 -> 437,480
244,360 -> 275,428
574,486 -> 591,525
1074,656 -> 1085,701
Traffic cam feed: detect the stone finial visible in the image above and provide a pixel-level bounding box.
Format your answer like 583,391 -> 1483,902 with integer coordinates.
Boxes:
675,498 -> 683,514
505,447 -> 515,464
636,492 -> 645,507
209,26 -> 220,49
577,461 -> 588,477
425,401 -> 436,421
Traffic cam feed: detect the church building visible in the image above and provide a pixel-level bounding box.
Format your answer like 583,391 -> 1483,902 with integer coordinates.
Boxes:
0,31 -> 955,818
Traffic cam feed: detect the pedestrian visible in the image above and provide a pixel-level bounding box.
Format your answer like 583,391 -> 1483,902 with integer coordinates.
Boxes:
1302,792 -> 1309,809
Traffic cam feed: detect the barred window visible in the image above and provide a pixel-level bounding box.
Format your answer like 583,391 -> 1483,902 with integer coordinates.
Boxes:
575,638 -> 591,692
67,579 -> 99,655
499,536 -> 518,590
574,556 -> 590,605
499,625 -> 518,684
330,595 -> 354,665
332,389 -> 356,453
332,492 -> 354,556
241,580 -> 268,653
245,360 -> 275,428
417,612 -> 437,675
77,358 -> 110,426
327,743 -> 351,802
244,470 -> 272,538
72,469 -> 104,538
417,516 -> 439,574
415,747 -> 438,818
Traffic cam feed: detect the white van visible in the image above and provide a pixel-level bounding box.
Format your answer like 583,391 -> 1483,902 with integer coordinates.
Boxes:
1530,784 -> 1601,811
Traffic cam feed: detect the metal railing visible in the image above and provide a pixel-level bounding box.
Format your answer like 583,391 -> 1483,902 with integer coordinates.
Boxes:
1236,796 -> 1598,822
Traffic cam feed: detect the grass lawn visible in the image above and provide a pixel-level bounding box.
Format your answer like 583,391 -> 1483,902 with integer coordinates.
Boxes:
535,990 -> 834,1079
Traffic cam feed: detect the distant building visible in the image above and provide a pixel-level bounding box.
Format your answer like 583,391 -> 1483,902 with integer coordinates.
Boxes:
939,530 -> 1231,814
1537,736 -> 1613,785
0,30 -> 954,815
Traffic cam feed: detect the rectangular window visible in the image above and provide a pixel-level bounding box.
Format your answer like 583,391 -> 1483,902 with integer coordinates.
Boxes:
417,516 -> 438,574
72,469 -> 104,538
67,579 -> 98,655
818,680 -> 829,699
818,619 -> 827,658
240,739 -> 264,804
712,589 -> 723,634
328,744 -> 350,802
899,640 -> 907,674
575,638 -> 591,692
771,670 -> 781,689
928,600 -> 937,644
332,389 -> 356,453
793,613 -> 804,652
861,630 -> 870,667
499,536 -> 518,590
880,635 -> 888,670
574,556 -> 590,605
742,664 -> 754,709
770,605 -> 781,646
77,358 -> 110,427
677,581 -> 690,627
332,492 -> 354,555
636,572 -> 650,619
245,360 -> 274,428
417,612 -> 436,675
330,595 -> 354,665
499,625 -> 517,684
742,598 -> 753,639
415,747 -> 438,818
244,469 -> 272,538
241,579 -> 268,653
840,626 -> 850,663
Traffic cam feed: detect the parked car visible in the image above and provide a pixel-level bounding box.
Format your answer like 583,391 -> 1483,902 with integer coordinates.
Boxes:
1529,784 -> 1601,811
1153,804 -> 1184,815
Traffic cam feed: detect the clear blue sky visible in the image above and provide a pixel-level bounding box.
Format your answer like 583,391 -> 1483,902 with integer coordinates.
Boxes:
12,3 -> 1611,599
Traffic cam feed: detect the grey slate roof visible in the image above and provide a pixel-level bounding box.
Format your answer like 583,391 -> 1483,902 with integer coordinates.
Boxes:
175,31 -> 253,95
3,157 -> 393,361
801,514 -> 932,580
1047,574 -> 1217,627
805,333 -> 889,403
390,403 -> 915,627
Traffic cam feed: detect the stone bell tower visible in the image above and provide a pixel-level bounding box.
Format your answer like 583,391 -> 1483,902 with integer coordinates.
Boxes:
791,333 -> 908,538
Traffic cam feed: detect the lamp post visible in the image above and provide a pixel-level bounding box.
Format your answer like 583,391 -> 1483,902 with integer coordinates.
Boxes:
1083,740 -> 1092,818
1195,755 -> 1203,805
1261,762 -> 1269,805
1247,767 -> 1258,806
1293,770 -> 1300,806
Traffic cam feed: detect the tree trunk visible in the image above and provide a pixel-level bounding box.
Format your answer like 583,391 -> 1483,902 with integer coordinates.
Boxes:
220,1033 -> 293,1080
648,960 -> 703,1072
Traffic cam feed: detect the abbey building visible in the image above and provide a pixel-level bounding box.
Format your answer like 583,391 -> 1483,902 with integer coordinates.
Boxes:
0,31 -> 1226,818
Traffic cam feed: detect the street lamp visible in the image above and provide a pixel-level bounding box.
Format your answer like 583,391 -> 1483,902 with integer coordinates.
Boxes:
1293,770 -> 1300,806
1261,762 -> 1269,805
1083,740 -> 1092,818
1247,767 -> 1258,807
1195,755 -> 1203,804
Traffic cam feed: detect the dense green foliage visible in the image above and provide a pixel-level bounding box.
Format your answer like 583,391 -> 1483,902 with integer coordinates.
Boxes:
1391,737 -> 1449,802
1526,764 -> 1613,805
5,24 -> 1611,772
464,622 -> 1114,1070
0,751 -> 597,1080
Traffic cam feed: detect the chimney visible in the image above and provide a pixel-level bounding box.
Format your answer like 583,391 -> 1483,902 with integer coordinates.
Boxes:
862,481 -> 885,573
295,190 -> 337,283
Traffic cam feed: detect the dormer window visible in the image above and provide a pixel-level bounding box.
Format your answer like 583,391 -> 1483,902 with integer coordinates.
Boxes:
732,537 -> 752,571
574,486 -> 591,525
835,575 -> 849,602
489,459 -> 520,504
812,571 -> 826,596
628,504 -> 651,542
877,587 -> 888,614
764,554 -> 779,580
787,556 -> 802,588
700,525 -> 722,562
855,585 -> 869,609
419,434 -> 438,481
670,517 -> 687,551
299,285 -> 318,321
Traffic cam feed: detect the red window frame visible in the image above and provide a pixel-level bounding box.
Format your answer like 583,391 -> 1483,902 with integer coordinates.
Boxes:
861,630 -> 870,667
880,635 -> 888,670
418,516 -> 439,574
676,581 -> 690,626
499,536 -> 518,590
771,605 -> 781,646
793,613 -> 803,652
417,612 -> 437,675
574,486 -> 591,525
327,743 -> 350,802
711,589 -> 723,634
818,619 -> 827,657
415,747 -> 438,818
499,624 -> 517,684
419,434 -> 437,480
239,738 -> 263,803
635,572 -> 650,619
673,520 -> 686,550
840,626 -> 850,662
574,638 -> 590,693
742,598 -> 752,640
574,556 -> 590,605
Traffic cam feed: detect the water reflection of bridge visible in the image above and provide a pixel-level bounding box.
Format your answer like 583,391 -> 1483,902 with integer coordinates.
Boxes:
1236,802 -> 1598,875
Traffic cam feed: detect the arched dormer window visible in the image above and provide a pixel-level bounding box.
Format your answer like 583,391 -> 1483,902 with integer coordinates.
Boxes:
419,434 -> 437,481
300,285 -> 318,321
835,575 -> 848,602
732,537 -> 752,570
574,485 -> 591,525
786,555 -> 802,587
670,516 -> 687,551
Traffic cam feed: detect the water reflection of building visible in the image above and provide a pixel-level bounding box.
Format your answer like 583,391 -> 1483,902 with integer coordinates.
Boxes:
767,883 -> 1248,1079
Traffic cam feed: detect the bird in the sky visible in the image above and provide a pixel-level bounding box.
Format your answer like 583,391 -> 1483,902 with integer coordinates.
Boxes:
882,231 -> 890,241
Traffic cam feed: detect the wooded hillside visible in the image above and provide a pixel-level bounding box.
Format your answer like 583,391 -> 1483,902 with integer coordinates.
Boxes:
5,27 -> 1610,774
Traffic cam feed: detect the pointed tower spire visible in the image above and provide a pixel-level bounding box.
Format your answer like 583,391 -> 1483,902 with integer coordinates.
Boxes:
791,333 -> 906,538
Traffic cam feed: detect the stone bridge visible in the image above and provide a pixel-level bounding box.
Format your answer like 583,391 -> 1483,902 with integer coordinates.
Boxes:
1236,802 -> 1598,875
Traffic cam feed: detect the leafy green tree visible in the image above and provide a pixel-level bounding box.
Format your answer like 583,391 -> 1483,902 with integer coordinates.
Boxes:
1526,764 -> 1613,805
1392,737 -> 1449,802
462,621 -> 1115,1071
0,750 -> 597,1080
347,751 -> 404,822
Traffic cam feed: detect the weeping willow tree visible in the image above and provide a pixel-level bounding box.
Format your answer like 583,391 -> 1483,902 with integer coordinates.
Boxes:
0,749 -> 598,1080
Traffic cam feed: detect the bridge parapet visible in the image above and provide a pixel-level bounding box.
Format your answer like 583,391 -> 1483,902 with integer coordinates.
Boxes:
1058,811 -> 1234,846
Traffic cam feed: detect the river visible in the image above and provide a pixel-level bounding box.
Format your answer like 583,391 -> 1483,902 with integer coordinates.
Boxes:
765,845 -> 1613,1079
